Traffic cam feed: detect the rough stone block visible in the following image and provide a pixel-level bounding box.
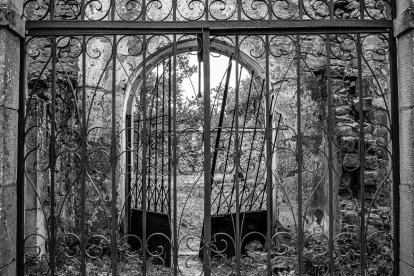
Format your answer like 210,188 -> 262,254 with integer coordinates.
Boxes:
0,29 -> 20,110
333,94 -> 349,106
364,155 -> 380,170
340,209 -> 359,225
0,1 -> 25,38
336,114 -> 354,124
0,107 -> 18,187
363,123 -> 374,134
343,153 -> 359,169
335,105 -> 352,116
0,106 -> 18,275
0,184 -> 16,276
0,0 -> 24,15
335,123 -> 358,137
352,97 -> 373,112
364,170 -> 380,186
338,136 -> 358,152
372,125 -> 389,140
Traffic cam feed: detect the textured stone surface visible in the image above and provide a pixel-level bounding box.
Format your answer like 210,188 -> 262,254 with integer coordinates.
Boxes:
0,1 -> 25,38
400,261 -> 414,276
397,27 -> 414,273
0,29 -> 20,110
0,2 -> 22,274
0,0 -> 24,15
0,106 -> 18,276
0,184 -> 17,275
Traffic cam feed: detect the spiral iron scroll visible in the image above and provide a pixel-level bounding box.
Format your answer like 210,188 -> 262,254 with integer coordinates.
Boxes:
23,0 -> 392,21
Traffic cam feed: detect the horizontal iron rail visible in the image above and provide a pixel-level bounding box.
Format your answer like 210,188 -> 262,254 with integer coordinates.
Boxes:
26,20 -> 393,36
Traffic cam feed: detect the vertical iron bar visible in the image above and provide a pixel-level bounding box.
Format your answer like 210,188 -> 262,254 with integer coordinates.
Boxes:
265,34 -> 273,276
172,35 -> 179,276
141,35 -> 148,276
50,0 -> 55,19
389,3 -> 398,274
161,60 -> 165,214
389,29 -> 400,276
147,83 -> 154,212
111,35 -> 118,276
203,29 -> 212,276
80,0 -> 85,19
198,59 -> 202,98
135,112 -> 140,209
154,64 -> 159,213
295,34 -> 304,275
237,0 -> 242,20
359,0 -> 365,19
329,0 -> 334,19
223,67 -> 243,212
246,81 -> 266,212
205,0 -> 209,20
173,0 -> 177,21
80,35 -> 87,276
168,56 -> 172,225
356,34 -> 366,276
142,0 -> 146,21
110,0 -> 115,20
211,57 -> 232,177
125,115 -> 132,233
234,35 -> 241,276
299,0 -> 303,19
50,36 -> 57,276
268,0 -> 273,20
16,36 -> 26,276
326,34 -> 335,276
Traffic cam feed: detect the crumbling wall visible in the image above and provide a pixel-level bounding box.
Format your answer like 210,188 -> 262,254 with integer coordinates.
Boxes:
270,34 -> 392,239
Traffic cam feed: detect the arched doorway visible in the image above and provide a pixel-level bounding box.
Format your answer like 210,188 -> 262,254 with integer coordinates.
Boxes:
120,36 -> 270,271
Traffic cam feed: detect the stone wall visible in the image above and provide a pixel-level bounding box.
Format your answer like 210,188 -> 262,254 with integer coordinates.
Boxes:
269,34 -> 392,242
0,1 -> 24,275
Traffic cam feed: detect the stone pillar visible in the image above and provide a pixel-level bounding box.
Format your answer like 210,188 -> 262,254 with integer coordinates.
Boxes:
0,1 -> 24,275
395,1 -> 414,275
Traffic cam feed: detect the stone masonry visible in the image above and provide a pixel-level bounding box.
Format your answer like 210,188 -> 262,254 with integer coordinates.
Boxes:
0,1 -> 24,276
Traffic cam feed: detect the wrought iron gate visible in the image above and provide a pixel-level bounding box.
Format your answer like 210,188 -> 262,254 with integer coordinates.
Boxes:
18,1 -> 399,275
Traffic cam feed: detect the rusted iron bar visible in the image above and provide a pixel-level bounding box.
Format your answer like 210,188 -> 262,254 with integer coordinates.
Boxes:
202,29 -> 212,276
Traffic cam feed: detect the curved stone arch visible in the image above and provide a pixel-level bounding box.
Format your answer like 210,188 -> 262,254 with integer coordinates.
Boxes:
122,37 -> 266,116
119,38 -> 267,226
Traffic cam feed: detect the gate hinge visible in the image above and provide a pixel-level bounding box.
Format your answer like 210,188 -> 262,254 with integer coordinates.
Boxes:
0,3 -> 25,38
394,5 -> 414,38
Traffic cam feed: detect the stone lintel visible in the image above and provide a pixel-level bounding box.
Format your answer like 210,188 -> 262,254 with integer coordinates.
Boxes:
0,2 -> 25,38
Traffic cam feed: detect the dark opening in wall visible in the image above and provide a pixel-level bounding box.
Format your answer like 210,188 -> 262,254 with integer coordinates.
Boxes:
314,209 -> 324,225
339,168 -> 360,199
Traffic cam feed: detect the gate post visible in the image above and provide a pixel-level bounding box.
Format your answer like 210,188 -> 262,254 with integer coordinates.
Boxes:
395,1 -> 414,275
0,1 -> 24,275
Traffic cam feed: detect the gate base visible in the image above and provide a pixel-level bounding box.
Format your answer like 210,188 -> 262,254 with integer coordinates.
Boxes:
129,209 -> 171,267
199,210 -> 267,261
